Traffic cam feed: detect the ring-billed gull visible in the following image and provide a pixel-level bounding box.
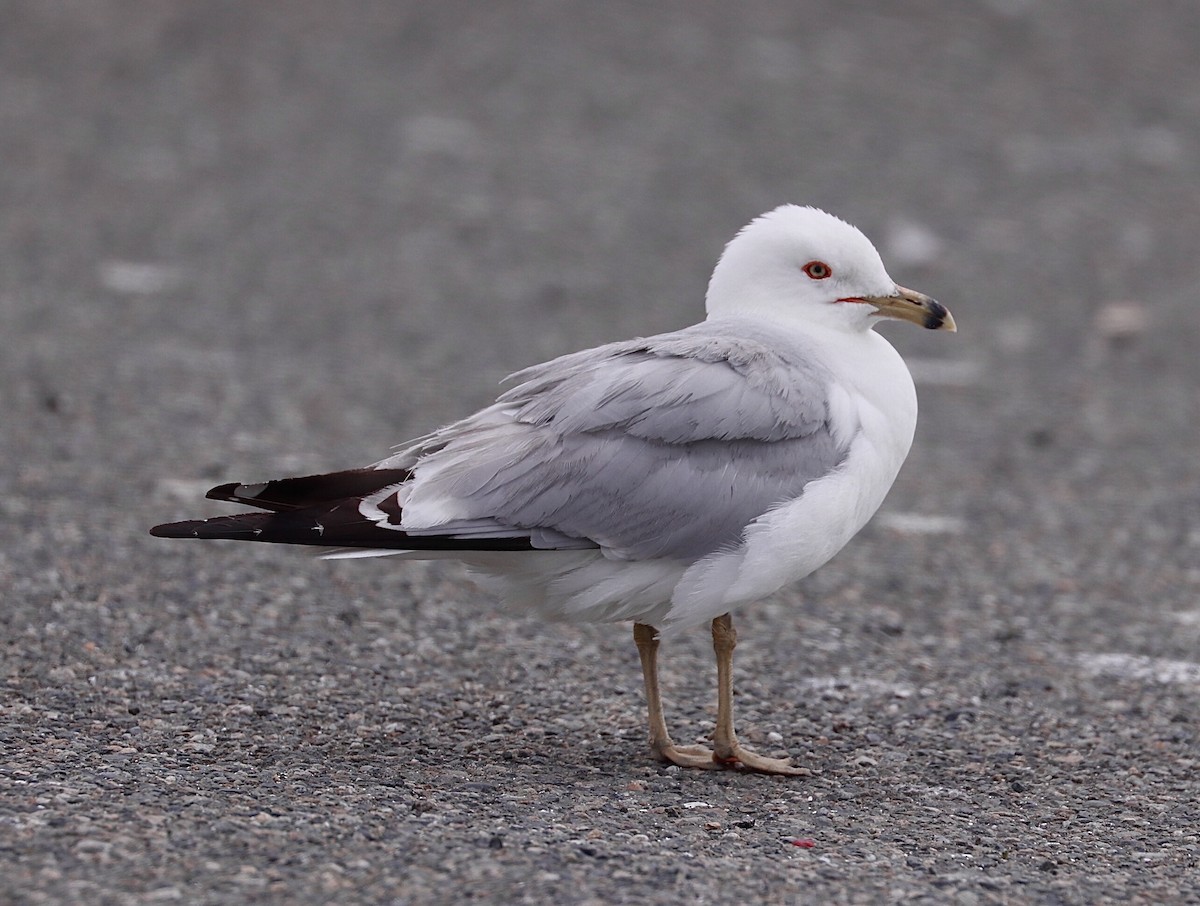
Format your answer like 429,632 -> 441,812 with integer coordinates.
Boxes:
151,205 -> 955,775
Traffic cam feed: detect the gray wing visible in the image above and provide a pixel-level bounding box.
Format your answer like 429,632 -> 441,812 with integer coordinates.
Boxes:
373,319 -> 851,560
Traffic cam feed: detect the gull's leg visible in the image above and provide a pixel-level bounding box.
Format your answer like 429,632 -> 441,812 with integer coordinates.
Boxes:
710,613 -> 808,776
632,622 -> 718,768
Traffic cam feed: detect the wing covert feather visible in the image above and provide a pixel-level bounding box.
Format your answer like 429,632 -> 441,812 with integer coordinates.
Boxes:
377,319 -> 851,560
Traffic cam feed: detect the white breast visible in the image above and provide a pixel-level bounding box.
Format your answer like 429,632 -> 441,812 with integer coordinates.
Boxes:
663,327 -> 917,632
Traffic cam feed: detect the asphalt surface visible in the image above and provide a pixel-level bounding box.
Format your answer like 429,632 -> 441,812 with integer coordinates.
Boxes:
3,3 -> 1200,903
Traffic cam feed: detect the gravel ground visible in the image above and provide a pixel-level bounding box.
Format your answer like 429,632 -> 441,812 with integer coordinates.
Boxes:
3,3 -> 1200,903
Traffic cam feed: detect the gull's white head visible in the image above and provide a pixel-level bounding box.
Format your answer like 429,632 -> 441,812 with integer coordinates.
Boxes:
705,205 -> 954,333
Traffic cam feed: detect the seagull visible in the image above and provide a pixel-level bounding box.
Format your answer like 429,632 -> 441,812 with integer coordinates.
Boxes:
151,205 -> 954,775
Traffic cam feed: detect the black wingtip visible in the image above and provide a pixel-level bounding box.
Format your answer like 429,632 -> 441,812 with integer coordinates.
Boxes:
149,514 -> 271,540
205,482 -> 243,502
149,520 -> 204,539
199,469 -> 413,512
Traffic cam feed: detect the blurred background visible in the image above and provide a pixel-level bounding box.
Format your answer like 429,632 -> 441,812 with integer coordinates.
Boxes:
3,2 -> 1199,902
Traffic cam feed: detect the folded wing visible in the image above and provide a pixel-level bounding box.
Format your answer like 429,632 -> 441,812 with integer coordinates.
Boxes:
151,319 -> 851,560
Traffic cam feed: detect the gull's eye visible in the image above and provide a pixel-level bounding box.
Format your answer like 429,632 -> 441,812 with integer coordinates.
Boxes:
802,260 -> 832,280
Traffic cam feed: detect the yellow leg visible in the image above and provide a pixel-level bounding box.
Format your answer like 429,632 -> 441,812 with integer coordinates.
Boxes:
632,617 -> 806,775
633,622 -> 718,769
709,613 -> 807,775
